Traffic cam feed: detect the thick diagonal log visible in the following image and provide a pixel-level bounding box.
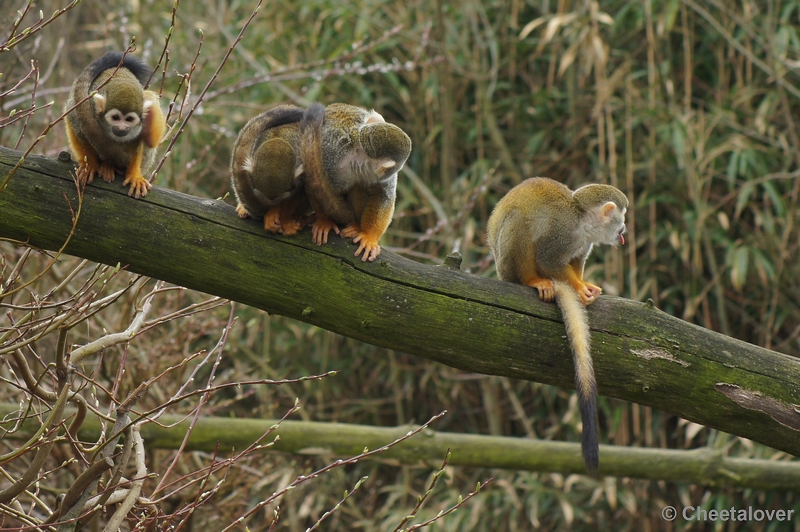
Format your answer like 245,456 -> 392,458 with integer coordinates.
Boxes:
1,145 -> 799,461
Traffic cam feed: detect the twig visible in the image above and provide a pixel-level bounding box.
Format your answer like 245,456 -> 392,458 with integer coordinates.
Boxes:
404,479 -> 493,531
151,303 -> 237,494
13,60 -> 39,149
102,424 -> 146,532
221,411 -> 447,532
0,1 -> 80,53
145,0 -> 181,89
306,476 -> 369,531
149,0 -> 265,181
69,277 -> 153,365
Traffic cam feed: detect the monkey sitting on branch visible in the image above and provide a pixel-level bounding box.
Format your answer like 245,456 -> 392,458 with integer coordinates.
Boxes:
230,104 -> 310,235
231,103 -> 412,262
65,52 -> 166,199
487,177 -> 628,474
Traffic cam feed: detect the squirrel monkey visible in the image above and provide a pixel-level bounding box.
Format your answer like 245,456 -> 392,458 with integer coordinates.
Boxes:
487,177 -> 628,473
230,104 -> 311,235
65,52 -> 166,199
299,103 -> 412,261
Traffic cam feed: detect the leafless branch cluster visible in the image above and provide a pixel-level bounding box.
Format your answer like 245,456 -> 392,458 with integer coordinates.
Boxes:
0,251 -> 467,528
0,1 -> 488,529
3,244 -> 443,529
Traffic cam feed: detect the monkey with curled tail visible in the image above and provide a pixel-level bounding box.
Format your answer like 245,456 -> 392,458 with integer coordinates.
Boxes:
230,104 -> 311,235
298,103 -> 412,261
65,52 -> 166,199
487,177 -> 628,473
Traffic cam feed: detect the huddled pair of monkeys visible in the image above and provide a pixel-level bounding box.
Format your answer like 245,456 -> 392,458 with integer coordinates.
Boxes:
64,52 -> 628,474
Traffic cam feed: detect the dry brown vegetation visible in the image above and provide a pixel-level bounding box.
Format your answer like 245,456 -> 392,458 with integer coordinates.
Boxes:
2,0 -> 800,530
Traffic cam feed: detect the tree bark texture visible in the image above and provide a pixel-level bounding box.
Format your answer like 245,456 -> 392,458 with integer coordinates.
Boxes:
1,146 -> 799,459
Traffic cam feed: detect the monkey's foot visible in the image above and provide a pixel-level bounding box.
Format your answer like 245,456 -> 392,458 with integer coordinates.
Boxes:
98,164 -> 116,183
340,223 -> 361,239
122,173 -> 152,199
577,283 -> 602,306
350,232 -> 382,262
311,218 -> 340,245
263,206 -> 282,233
585,282 -> 602,298
235,204 -> 251,219
525,279 -> 555,302
280,217 -> 303,236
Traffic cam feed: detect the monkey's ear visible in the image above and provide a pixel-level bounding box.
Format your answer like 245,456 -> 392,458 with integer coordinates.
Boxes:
365,109 -> 385,125
374,160 -> 396,177
600,202 -> 617,219
92,93 -> 106,113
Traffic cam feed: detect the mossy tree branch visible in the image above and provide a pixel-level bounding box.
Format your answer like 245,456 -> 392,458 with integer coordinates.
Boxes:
1,146 -> 800,466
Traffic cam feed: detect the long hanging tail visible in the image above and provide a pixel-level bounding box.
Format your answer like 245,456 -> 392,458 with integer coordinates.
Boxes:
553,281 -> 599,473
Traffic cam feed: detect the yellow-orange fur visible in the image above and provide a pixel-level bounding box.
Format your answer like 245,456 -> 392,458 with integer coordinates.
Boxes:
299,103 -> 412,261
65,52 -> 165,198
230,105 -> 310,235
487,177 -> 628,473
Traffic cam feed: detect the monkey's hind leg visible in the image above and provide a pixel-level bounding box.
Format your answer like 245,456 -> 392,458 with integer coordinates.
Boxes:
121,144 -> 153,199
65,122 -> 115,186
506,242 -> 555,301
522,275 -> 555,302
307,195 -> 340,245
310,214 -> 340,245
263,205 -> 283,233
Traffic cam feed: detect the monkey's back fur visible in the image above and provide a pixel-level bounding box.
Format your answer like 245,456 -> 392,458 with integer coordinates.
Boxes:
230,105 -> 305,218
487,177 -> 628,473
301,103 -> 411,227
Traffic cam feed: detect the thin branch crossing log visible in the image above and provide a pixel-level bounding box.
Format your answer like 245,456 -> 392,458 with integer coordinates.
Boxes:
1,404 -> 797,490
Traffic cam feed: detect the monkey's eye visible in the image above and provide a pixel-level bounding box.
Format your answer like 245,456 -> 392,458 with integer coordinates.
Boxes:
125,116 -> 136,123
111,113 -> 122,121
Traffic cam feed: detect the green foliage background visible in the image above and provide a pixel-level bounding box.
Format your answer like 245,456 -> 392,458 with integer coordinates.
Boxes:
2,0 -> 800,529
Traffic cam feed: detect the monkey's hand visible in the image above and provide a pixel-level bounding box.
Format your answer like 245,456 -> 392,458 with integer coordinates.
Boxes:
342,224 -> 382,262
123,144 -> 153,199
122,171 -> 152,199
235,203 -> 252,219
311,215 -> 340,245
